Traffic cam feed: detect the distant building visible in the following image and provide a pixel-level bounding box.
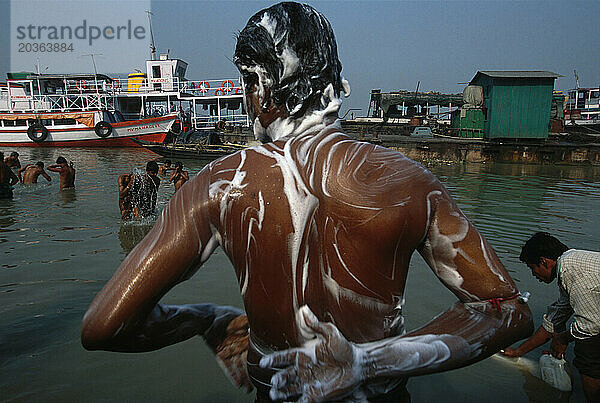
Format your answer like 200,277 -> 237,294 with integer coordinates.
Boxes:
454,71 -> 561,140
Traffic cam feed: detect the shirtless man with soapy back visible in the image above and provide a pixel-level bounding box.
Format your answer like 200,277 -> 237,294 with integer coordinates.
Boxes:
81,2 -> 533,401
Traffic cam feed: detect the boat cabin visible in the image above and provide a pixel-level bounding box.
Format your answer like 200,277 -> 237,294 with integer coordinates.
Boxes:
146,54 -> 188,92
565,87 -> 600,121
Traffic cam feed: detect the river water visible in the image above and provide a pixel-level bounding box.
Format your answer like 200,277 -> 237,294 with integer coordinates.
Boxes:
1,146 -> 598,402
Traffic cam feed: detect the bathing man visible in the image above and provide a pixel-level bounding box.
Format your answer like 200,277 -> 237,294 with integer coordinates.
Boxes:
4,151 -> 21,169
18,162 -> 52,184
158,160 -> 172,176
118,173 -> 134,220
48,156 -> 75,190
129,161 -> 161,218
169,161 -> 189,192
0,151 -> 19,198
81,2 -> 533,401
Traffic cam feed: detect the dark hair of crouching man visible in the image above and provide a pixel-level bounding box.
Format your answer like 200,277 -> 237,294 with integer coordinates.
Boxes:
234,1 -> 350,143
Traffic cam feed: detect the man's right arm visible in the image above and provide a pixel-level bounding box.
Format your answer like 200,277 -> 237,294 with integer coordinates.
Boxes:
41,170 -> 52,182
502,325 -> 552,357
17,165 -> 27,183
503,286 -> 572,357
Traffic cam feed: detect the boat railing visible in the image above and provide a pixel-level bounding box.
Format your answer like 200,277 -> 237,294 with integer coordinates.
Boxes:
109,77 -> 244,99
0,92 -> 114,113
192,113 -> 249,130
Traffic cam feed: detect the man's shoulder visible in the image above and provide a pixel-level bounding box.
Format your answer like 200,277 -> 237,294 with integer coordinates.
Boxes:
558,249 -> 600,276
560,249 -> 600,260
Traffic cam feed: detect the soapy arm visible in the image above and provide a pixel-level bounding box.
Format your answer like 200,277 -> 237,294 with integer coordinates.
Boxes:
81,174 -> 220,350
261,193 -> 533,402
81,173 -> 252,391
502,325 -> 552,357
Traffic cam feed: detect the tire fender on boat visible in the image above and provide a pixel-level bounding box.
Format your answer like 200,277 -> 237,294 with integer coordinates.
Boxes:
27,122 -> 49,143
215,88 -> 225,96
94,121 -> 113,138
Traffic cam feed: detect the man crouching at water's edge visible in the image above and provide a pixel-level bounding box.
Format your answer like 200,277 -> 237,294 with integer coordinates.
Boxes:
81,2 -> 533,401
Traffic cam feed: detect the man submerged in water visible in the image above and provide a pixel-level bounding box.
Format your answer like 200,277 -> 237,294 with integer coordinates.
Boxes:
18,162 -> 52,184
81,2 -> 533,401
48,156 -> 75,190
0,151 -> 19,199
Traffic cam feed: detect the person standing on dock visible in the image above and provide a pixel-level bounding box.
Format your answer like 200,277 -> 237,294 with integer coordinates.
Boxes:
0,151 -> 19,198
48,156 -> 75,190
81,2 -> 533,401
503,232 -> 600,403
17,162 -> 52,184
169,161 -> 189,192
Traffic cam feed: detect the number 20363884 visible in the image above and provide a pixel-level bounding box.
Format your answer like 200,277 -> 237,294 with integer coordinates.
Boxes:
18,43 -> 74,52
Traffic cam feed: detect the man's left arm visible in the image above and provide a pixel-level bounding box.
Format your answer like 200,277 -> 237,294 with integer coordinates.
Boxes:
261,191 -> 534,402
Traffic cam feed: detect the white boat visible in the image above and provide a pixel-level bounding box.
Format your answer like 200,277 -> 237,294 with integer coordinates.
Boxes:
111,54 -> 249,132
0,52 -> 249,147
0,74 -> 176,147
564,87 -> 600,131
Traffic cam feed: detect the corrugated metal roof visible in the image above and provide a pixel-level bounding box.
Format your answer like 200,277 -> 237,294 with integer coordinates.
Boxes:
476,71 -> 562,79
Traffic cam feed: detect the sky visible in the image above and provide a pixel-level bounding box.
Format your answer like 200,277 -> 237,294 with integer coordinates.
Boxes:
2,0 -> 599,117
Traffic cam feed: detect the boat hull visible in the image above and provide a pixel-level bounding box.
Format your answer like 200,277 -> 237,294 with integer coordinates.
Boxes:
134,139 -> 248,160
0,115 -> 175,147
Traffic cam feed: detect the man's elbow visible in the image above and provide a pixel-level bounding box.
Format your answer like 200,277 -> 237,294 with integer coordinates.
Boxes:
80,310 -> 118,351
511,302 -> 535,342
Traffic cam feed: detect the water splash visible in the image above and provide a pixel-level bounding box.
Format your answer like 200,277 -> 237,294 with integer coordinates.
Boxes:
129,167 -> 159,218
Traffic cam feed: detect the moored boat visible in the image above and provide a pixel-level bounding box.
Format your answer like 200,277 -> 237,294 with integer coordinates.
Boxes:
0,74 -> 176,147
564,86 -> 600,133
133,136 -> 248,160
0,109 -> 175,147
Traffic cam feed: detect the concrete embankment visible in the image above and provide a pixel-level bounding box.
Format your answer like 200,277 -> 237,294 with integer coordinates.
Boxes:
377,135 -> 600,165
224,124 -> 600,165
341,122 -> 600,165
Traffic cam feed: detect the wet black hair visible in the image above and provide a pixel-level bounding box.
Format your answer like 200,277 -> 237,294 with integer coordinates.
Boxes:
164,159 -> 172,165
234,1 -> 344,118
10,152 -> 19,157
520,232 -> 569,279
36,161 -> 44,168
174,161 -> 183,169
56,156 -> 67,164
146,161 -> 159,174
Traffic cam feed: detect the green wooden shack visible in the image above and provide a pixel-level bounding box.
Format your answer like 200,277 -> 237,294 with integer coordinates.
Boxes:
468,71 -> 561,140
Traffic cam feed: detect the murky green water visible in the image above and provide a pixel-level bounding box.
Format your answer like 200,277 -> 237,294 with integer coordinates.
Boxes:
1,146 -> 598,402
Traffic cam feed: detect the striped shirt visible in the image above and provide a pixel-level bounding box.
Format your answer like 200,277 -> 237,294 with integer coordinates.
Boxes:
542,249 -> 600,339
